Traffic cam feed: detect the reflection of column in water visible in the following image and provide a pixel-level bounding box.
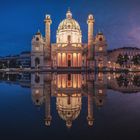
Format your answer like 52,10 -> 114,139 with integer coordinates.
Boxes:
87,80 -> 94,126
45,81 -> 52,126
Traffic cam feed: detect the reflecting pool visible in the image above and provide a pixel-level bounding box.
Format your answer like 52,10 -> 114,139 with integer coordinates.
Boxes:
0,72 -> 140,140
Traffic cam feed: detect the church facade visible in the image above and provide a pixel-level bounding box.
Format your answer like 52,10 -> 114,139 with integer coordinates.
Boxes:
31,9 -> 107,70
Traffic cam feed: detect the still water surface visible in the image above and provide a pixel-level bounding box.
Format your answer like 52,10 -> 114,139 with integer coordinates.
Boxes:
0,72 -> 140,140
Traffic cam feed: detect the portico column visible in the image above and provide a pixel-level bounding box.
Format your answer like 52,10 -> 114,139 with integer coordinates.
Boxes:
76,74 -> 78,88
80,53 -> 82,67
71,53 -> 73,67
77,53 -> 78,67
60,53 -> 62,66
66,53 -> 67,67
45,84 -> 52,126
57,53 -> 58,67
65,53 -> 66,67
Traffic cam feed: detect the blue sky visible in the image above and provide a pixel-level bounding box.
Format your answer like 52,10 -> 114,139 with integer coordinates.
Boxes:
0,0 -> 140,56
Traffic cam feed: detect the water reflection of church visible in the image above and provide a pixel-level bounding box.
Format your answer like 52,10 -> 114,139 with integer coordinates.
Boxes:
30,72 -> 140,128
0,72 -> 140,127
31,73 -> 107,128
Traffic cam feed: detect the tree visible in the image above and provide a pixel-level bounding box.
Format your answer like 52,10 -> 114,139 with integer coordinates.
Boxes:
9,59 -> 17,68
124,54 -> 129,67
116,54 -> 129,68
116,74 -> 129,87
124,54 -> 129,63
116,54 -> 124,66
132,54 -> 140,66
133,75 -> 140,87
0,62 -> 2,69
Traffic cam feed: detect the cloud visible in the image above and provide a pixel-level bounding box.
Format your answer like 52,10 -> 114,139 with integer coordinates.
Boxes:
128,27 -> 140,39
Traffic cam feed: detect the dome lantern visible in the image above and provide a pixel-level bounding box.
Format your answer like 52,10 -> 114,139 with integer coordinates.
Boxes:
66,8 -> 72,19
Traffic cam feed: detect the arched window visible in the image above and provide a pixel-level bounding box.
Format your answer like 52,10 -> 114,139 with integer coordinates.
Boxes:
68,35 -> 71,43
36,37 -> 39,41
35,74 -> 40,83
35,58 -> 40,67
68,25 -> 71,29
99,37 -> 103,41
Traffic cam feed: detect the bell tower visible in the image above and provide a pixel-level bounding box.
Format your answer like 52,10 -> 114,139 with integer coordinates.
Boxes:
31,30 -> 44,68
94,32 -> 108,70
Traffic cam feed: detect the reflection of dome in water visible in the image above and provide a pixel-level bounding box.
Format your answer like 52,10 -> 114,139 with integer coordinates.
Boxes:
56,93 -> 81,128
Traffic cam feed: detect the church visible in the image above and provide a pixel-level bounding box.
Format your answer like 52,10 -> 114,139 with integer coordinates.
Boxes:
31,9 -> 108,70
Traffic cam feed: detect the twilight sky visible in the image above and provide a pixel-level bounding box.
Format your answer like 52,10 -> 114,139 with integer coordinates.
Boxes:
0,0 -> 140,56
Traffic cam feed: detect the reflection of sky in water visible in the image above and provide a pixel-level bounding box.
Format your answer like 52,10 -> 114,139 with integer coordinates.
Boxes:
0,73 -> 140,139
